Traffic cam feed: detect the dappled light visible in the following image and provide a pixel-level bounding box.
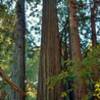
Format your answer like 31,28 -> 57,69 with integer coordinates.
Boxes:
0,0 -> 100,100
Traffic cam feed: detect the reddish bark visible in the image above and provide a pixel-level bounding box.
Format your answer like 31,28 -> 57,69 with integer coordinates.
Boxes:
37,0 -> 62,100
69,0 -> 88,99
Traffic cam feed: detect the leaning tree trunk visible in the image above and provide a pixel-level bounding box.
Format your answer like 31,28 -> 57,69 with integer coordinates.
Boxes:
11,0 -> 25,100
37,0 -> 62,100
69,0 -> 87,99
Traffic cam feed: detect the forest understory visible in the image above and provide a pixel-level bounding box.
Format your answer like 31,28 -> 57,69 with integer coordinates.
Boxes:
0,0 -> 100,100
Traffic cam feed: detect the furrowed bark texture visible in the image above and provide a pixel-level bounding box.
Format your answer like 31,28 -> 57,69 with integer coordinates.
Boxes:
37,0 -> 62,100
69,0 -> 87,99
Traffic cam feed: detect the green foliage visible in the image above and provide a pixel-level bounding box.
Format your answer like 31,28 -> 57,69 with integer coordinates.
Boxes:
82,46 -> 100,78
94,80 -> 100,99
47,71 -> 68,89
0,32 -> 13,73
26,81 -> 37,100
25,48 -> 39,100
47,46 -> 100,99
83,46 -> 100,66
26,48 -> 40,82
61,91 -> 68,97
0,4 -> 15,33
0,0 -> 100,99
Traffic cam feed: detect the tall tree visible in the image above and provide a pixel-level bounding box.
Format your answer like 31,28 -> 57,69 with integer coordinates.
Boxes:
69,0 -> 87,99
37,0 -> 62,100
91,0 -> 97,47
11,0 -> 26,100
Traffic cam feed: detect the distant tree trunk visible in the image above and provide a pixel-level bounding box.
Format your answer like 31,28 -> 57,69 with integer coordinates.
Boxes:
90,1 -> 100,92
69,0 -> 87,99
62,19 -> 73,100
11,0 -> 25,100
91,0 -> 97,47
63,28 -> 69,100
37,0 -> 62,100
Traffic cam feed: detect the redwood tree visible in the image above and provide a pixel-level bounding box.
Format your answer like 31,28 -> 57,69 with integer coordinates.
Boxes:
91,0 -> 97,47
37,0 -> 62,100
11,0 -> 26,100
69,0 -> 87,99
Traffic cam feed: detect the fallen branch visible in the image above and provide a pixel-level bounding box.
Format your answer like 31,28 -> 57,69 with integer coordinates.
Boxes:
0,67 -> 25,96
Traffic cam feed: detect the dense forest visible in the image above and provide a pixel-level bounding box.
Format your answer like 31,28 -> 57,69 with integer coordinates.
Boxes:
0,0 -> 100,100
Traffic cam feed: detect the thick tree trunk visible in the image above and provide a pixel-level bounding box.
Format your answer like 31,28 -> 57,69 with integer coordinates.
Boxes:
11,0 -> 25,100
69,0 -> 87,99
37,0 -> 62,100
91,0 -> 97,47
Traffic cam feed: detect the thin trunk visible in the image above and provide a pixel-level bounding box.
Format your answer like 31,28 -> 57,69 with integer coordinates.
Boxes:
91,3 -> 100,99
63,31 -> 69,100
37,0 -> 62,100
11,0 -> 25,100
69,0 -> 87,99
91,0 -> 97,47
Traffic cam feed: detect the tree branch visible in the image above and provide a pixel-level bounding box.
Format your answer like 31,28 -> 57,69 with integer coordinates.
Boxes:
0,67 -> 25,97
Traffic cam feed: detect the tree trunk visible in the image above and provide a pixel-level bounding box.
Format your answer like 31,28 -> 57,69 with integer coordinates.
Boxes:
91,3 -> 100,100
11,0 -> 26,100
91,0 -> 97,47
37,0 -> 62,100
69,0 -> 87,99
